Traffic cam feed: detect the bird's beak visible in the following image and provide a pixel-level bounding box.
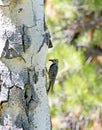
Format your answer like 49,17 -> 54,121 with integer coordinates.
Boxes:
49,59 -> 54,62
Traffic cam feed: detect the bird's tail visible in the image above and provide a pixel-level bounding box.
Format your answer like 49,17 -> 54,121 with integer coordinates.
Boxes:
47,79 -> 55,94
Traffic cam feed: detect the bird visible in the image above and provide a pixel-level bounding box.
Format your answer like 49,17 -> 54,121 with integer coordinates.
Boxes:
47,59 -> 58,93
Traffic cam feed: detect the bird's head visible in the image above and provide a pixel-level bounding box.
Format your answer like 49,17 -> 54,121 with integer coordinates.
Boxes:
49,59 -> 58,64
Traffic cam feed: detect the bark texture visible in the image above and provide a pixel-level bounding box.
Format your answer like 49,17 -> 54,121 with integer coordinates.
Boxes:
0,0 -> 50,130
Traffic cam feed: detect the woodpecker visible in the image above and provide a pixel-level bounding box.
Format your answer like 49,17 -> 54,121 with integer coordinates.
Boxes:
47,59 -> 58,93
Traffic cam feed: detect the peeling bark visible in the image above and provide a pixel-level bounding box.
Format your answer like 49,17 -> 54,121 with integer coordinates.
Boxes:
0,0 -> 51,130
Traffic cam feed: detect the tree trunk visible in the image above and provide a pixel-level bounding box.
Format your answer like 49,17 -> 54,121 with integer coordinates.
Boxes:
0,0 -> 51,130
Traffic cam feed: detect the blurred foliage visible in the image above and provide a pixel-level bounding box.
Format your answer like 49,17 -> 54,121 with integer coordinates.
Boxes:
90,28 -> 102,45
45,0 -> 102,129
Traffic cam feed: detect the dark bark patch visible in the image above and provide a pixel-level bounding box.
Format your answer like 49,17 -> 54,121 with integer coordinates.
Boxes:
24,83 -> 33,106
18,8 -> 23,13
15,114 -> 22,128
42,68 -> 47,77
33,72 -> 38,84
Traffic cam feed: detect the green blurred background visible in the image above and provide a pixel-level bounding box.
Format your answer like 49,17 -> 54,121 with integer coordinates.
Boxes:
45,0 -> 102,129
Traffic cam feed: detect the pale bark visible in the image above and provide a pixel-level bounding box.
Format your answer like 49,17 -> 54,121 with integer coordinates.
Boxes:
0,0 -> 51,130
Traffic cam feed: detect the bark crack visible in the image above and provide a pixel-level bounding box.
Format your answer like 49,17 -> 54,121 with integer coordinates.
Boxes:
37,29 -> 52,53
24,68 -> 39,124
0,85 -> 12,106
31,0 -> 36,26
